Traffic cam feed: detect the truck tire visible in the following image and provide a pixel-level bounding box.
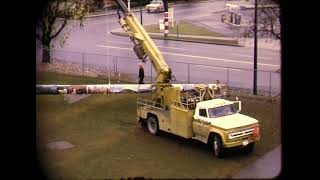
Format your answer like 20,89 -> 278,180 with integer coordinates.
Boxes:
243,142 -> 254,154
213,135 -> 225,158
147,116 -> 159,135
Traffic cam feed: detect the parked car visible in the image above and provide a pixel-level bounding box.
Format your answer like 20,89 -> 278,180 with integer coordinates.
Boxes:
146,0 -> 165,13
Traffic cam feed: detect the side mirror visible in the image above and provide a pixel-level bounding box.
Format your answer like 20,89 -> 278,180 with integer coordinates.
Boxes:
233,99 -> 241,113
236,101 -> 241,113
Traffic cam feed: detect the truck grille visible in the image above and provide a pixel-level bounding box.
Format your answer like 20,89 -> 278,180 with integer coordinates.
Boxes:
228,128 -> 254,140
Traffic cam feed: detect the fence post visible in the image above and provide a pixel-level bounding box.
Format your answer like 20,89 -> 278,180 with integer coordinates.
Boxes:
108,56 -> 110,84
188,63 -> 190,83
269,71 -> 272,96
116,56 -> 118,73
113,56 -> 115,73
151,61 -> 153,84
227,68 -> 229,86
82,53 -> 84,75
50,48 -> 53,63
115,56 -> 120,82
177,23 -> 179,38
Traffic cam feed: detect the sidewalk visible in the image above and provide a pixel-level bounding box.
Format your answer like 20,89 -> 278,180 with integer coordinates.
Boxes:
233,145 -> 282,179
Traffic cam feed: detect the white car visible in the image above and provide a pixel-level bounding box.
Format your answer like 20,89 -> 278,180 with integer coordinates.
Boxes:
146,0 -> 165,13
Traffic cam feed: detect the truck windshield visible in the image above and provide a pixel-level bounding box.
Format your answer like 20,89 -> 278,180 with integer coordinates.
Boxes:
208,105 -> 237,118
151,0 -> 161,4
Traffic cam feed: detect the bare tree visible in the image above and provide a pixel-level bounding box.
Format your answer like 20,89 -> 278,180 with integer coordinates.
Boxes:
36,0 -> 91,63
242,0 -> 280,40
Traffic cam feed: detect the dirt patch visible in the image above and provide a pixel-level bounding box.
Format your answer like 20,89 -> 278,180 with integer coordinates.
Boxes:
36,61 -> 135,83
64,94 -> 91,104
46,141 -> 75,150
36,61 -> 108,78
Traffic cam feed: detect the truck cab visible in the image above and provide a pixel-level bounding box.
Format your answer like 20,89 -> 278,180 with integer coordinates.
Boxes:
193,98 -> 260,157
146,0 -> 165,13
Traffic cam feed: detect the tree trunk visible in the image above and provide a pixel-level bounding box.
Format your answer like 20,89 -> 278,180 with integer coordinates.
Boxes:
42,44 -> 51,63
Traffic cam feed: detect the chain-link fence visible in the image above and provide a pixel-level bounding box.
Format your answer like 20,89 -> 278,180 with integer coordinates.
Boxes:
36,48 -> 281,96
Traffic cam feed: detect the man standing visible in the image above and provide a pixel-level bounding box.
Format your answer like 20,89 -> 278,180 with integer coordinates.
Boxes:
139,63 -> 144,84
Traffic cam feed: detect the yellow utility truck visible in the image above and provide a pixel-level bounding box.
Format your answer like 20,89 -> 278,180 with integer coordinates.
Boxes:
115,0 -> 260,158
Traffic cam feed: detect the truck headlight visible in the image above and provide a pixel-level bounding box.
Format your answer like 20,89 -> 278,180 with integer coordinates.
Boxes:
252,126 -> 260,140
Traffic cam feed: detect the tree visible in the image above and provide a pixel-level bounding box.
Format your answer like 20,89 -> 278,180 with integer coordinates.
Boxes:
36,0 -> 91,63
242,0 -> 281,40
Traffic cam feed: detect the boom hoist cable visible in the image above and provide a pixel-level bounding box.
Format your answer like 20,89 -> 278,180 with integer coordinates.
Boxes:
115,0 -> 175,84
116,6 -> 147,62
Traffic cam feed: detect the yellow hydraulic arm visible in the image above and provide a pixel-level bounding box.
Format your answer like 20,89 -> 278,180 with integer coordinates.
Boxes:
115,0 -> 174,84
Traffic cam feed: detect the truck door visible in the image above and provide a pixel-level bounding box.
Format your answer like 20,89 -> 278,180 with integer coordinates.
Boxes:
193,108 -> 211,138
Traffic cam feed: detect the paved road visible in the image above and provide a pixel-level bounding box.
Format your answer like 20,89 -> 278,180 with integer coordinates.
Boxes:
36,0 -> 281,94
233,145 -> 282,179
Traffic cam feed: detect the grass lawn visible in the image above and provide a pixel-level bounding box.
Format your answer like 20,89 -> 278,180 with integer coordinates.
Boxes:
143,20 -> 225,37
36,71 -> 281,179
37,93 -> 281,179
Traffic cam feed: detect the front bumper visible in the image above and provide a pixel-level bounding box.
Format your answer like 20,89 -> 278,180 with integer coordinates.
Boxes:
223,137 -> 259,148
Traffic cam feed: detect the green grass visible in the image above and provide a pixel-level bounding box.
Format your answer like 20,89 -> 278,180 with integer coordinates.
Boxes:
144,20 -> 225,37
36,71 -> 133,84
36,70 -> 281,179
37,93 -> 281,179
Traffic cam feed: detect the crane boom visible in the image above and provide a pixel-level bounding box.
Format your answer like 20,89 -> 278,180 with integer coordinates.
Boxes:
115,0 -> 173,84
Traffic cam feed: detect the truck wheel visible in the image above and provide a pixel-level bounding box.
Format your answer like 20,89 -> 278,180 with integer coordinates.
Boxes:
243,142 -> 254,154
213,135 -> 224,158
147,116 -> 159,135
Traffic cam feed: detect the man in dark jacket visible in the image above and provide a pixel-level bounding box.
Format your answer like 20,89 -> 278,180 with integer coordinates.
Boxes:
139,63 -> 144,84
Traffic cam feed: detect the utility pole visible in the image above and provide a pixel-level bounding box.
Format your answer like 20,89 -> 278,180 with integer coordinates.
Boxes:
253,0 -> 258,95
164,0 -> 169,38
164,0 -> 168,15
128,0 -> 131,11
140,0 -> 143,25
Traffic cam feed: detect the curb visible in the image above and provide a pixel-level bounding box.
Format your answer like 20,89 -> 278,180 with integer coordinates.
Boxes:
224,21 -> 242,27
111,30 -> 240,47
84,8 -> 145,18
